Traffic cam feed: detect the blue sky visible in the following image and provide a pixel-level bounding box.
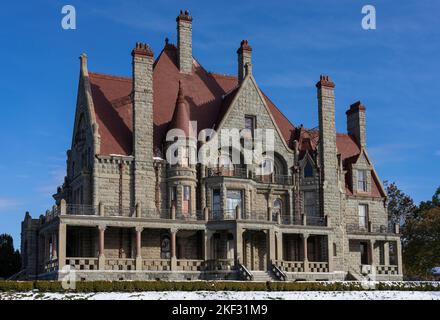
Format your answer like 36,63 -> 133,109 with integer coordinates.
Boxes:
0,0 -> 439,246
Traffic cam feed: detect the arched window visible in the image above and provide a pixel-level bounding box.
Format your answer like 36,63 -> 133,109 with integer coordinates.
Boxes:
273,199 -> 282,221
304,161 -> 314,178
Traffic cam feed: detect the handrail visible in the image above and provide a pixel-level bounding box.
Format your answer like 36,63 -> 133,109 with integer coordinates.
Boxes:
271,261 -> 287,281
238,263 -> 253,281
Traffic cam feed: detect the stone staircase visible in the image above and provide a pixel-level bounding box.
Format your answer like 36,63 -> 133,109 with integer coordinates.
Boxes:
251,271 -> 277,282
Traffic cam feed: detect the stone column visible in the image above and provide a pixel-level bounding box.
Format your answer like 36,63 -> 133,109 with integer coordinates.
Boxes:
234,226 -> 244,265
327,235 -> 334,272
268,229 -> 276,265
171,228 -> 178,270
370,239 -> 376,267
203,230 -> 211,261
288,189 -> 294,224
383,241 -> 390,266
302,234 -> 309,272
52,232 -> 57,260
396,239 -> 403,274
135,227 -> 143,270
276,231 -> 283,261
58,224 -> 67,269
98,225 -> 106,270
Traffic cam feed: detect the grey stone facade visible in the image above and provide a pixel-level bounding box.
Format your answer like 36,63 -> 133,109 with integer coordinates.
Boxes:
19,10 -> 402,282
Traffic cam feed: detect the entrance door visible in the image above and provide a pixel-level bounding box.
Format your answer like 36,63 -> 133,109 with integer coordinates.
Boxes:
360,242 -> 369,265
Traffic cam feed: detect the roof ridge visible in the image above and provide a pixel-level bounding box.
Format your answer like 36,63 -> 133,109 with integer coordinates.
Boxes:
209,72 -> 237,80
89,72 -> 131,82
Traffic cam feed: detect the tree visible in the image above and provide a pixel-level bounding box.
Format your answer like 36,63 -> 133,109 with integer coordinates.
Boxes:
403,206 -> 440,279
418,186 -> 440,214
384,181 -> 417,227
0,234 -> 21,279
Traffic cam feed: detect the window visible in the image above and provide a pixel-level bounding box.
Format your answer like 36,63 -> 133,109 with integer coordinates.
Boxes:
226,190 -> 243,215
183,186 -> 191,201
244,116 -> 255,138
357,170 -> 368,192
333,243 -> 337,257
273,199 -> 282,221
171,187 -> 177,201
360,242 -> 369,265
358,204 -> 368,228
304,191 -> 317,217
304,161 -> 314,178
212,189 -> 221,214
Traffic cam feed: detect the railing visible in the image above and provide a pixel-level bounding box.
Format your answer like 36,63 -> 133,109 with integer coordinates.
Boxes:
243,210 -> 269,222
254,174 -> 293,185
280,215 -> 303,225
66,204 -> 98,216
346,223 -> 397,234
176,211 -> 205,221
204,259 -> 234,271
207,167 -> 249,179
238,264 -> 253,281
44,259 -> 59,273
106,206 -> 135,217
306,216 -> 327,226
274,260 -> 304,272
209,210 -> 236,221
142,259 -> 171,271
270,262 -> 287,281
176,259 -> 204,271
376,265 -> 398,275
105,258 -> 136,271
66,257 -> 99,270
308,262 -> 329,272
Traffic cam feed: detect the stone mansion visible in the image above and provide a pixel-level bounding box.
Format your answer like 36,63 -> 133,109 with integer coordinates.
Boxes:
20,10 -> 402,281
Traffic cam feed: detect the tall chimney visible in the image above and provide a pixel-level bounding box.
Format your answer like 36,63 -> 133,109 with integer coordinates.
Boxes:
132,42 -> 155,209
316,75 -> 342,270
346,101 -> 366,148
237,40 -> 252,84
176,10 -> 193,74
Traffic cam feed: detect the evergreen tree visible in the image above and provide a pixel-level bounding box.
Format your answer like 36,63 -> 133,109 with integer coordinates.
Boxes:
0,234 -> 21,279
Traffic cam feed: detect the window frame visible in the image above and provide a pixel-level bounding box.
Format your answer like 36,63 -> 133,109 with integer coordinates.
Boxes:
358,204 -> 368,228
357,169 -> 368,192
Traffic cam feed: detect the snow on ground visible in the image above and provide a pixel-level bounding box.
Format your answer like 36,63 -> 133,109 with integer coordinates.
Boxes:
1,291 -> 440,300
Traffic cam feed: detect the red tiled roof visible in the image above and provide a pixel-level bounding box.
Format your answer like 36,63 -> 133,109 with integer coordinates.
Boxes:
86,43 -> 384,198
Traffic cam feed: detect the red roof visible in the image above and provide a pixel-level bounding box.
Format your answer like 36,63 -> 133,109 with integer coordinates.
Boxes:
86,43 -> 384,198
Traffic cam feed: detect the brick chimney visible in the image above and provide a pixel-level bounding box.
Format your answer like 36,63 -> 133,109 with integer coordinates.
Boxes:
131,42 -> 155,209
346,101 -> 366,148
237,40 -> 252,84
176,10 -> 193,74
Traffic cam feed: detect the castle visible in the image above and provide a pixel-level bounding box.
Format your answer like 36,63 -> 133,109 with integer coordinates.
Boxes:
20,10 -> 402,281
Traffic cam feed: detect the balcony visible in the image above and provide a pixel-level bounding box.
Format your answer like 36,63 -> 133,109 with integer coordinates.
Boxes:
254,174 -> 293,185
280,214 -> 328,227
207,167 -> 249,179
206,167 -> 293,185
346,222 -> 399,235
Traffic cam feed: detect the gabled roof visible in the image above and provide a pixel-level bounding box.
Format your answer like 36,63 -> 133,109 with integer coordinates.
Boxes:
86,42 -> 384,198
88,44 -> 296,156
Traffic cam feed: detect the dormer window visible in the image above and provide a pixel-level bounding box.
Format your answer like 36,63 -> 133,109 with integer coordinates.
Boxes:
304,161 -> 314,178
357,170 -> 368,192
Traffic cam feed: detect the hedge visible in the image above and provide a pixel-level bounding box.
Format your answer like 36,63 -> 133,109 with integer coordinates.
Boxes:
0,280 -> 438,293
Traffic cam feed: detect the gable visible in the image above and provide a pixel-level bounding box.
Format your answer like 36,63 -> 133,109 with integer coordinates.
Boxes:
216,76 -> 293,156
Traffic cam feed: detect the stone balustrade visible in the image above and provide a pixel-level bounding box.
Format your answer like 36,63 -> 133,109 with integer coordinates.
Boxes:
142,259 -> 171,271
376,265 -> 398,275
44,259 -> 59,273
274,260 -> 304,272
66,257 -> 99,270
176,259 -> 204,271
308,262 -> 329,273
105,258 -> 136,271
